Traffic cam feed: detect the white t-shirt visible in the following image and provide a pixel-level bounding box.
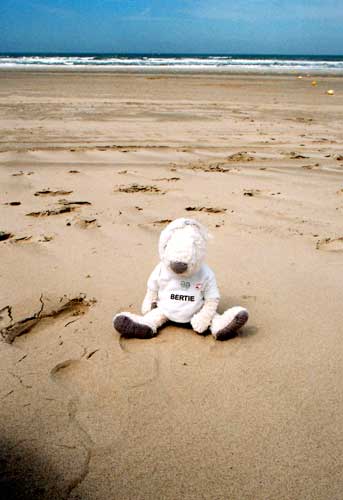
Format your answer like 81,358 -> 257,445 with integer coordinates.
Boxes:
147,263 -> 220,323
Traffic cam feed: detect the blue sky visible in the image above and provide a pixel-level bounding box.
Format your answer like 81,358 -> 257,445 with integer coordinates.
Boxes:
0,0 -> 342,54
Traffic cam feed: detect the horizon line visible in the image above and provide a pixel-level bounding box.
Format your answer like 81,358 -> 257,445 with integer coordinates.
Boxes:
1,51 -> 343,57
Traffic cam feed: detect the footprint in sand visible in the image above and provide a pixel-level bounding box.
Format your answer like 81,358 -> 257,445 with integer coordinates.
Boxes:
0,294 -> 96,344
316,237 -> 343,252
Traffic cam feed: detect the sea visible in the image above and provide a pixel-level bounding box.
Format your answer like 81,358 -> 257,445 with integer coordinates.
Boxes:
0,53 -> 343,73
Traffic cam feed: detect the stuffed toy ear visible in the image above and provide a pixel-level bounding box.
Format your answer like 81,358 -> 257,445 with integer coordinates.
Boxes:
158,218 -> 208,258
194,220 -> 210,243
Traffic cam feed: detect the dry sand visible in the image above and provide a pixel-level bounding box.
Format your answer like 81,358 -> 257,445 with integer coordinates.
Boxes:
1,70 -> 343,499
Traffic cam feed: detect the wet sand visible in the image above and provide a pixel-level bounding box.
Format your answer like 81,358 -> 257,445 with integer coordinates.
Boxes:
1,70 -> 343,499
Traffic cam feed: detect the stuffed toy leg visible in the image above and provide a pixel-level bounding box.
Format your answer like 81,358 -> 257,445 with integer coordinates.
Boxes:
114,294 -> 248,340
113,307 -> 168,339
210,306 -> 249,340
190,298 -> 248,340
114,288 -> 167,338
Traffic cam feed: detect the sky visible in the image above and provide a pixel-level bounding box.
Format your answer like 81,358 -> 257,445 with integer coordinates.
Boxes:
0,0 -> 343,54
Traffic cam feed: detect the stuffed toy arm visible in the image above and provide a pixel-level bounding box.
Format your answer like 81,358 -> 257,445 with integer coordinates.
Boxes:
191,298 -> 219,333
141,288 -> 158,315
141,264 -> 160,315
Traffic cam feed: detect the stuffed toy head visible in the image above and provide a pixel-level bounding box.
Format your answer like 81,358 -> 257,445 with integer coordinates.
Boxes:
158,218 -> 208,277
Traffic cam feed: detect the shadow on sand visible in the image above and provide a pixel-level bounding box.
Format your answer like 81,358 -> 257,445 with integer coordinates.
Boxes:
0,436 -> 80,500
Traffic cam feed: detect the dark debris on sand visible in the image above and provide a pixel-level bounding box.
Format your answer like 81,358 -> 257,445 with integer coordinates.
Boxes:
34,189 -> 73,197
116,184 -> 164,194
0,231 -> 13,241
185,207 -> 227,214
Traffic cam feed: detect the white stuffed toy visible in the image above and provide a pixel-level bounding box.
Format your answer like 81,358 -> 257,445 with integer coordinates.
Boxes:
113,218 -> 248,340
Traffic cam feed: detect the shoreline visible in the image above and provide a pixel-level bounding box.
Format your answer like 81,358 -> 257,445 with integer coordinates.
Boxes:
2,67 -> 343,76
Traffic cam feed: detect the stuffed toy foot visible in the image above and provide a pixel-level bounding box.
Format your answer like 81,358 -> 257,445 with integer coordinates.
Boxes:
211,307 -> 249,341
113,313 -> 155,339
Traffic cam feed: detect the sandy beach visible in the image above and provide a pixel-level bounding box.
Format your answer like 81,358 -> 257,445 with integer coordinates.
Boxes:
1,70 -> 343,499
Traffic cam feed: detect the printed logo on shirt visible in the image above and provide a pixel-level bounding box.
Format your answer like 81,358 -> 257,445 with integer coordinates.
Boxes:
170,294 -> 195,302
181,281 -> 190,290
195,282 -> 203,290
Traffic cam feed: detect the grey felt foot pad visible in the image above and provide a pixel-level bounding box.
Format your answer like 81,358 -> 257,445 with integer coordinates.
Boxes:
113,315 -> 155,339
215,310 -> 249,341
